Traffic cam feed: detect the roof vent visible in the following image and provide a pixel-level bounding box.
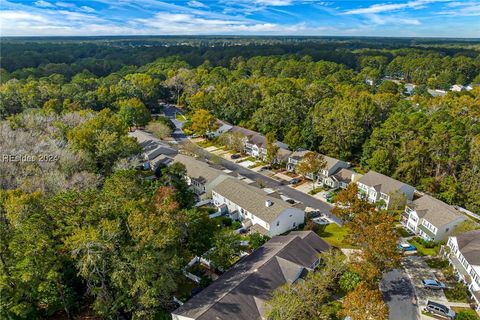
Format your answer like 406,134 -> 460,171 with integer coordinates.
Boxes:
265,200 -> 273,207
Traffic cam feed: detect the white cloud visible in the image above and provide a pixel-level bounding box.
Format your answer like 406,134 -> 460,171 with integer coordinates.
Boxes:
34,0 -> 54,8
366,14 -> 421,25
80,6 -> 95,13
344,0 -> 444,15
254,0 -> 293,5
55,1 -> 75,8
439,2 -> 480,16
187,1 -> 208,8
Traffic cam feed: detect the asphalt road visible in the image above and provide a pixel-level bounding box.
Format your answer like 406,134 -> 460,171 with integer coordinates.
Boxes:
163,105 -> 339,223
381,268 -> 419,320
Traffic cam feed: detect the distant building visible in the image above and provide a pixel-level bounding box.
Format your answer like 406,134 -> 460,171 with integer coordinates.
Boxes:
171,231 -> 331,320
402,194 -> 467,242
212,178 -> 304,236
128,130 -> 177,170
286,149 -> 310,173
317,156 -> 351,188
206,120 -> 233,138
451,84 -> 465,92
357,171 -> 415,209
446,230 -> 480,311
330,168 -> 362,189
173,154 -> 233,198
228,126 -> 289,161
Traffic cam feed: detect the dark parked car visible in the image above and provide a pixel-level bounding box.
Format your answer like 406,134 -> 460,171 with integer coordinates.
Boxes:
422,279 -> 446,290
425,301 -> 455,319
230,154 -> 241,159
289,178 -> 299,185
285,199 -> 296,204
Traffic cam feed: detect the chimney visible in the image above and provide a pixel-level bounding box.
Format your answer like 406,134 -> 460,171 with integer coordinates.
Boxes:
265,200 -> 273,207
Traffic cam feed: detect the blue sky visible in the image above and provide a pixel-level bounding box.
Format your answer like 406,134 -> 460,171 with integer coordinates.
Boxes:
0,0 -> 479,37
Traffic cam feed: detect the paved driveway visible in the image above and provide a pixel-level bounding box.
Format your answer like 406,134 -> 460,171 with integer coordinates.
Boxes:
381,268 -> 419,320
403,256 -> 448,309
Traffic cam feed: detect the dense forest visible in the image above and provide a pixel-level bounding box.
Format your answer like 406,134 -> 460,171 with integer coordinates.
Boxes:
1,37 -> 480,319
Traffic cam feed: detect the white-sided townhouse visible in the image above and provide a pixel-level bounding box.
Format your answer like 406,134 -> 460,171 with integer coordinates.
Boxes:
402,194 -> 467,242
173,154 -> 233,198
212,178 -> 305,236
228,126 -> 290,161
445,230 -> 480,311
357,170 -> 415,209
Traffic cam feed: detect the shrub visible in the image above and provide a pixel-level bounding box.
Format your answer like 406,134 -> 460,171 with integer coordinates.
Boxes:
230,221 -> 242,230
455,310 -> 480,320
339,271 -> 362,292
414,237 -> 436,248
444,283 -> 469,302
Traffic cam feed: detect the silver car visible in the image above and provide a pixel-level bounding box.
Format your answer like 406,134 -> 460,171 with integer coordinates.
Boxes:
422,279 -> 446,290
425,300 -> 455,319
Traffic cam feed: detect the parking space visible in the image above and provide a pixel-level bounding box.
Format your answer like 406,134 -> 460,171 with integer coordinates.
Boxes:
403,256 -> 448,309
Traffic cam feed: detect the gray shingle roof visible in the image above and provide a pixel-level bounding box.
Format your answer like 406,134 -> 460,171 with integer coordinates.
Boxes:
409,194 -> 465,228
289,150 -> 347,172
456,230 -> 480,266
358,170 -> 413,195
172,231 -> 331,320
213,178 -> 298,223
229,126 -> 289,150
333,168 -> 355,183
173,154 -> 226,185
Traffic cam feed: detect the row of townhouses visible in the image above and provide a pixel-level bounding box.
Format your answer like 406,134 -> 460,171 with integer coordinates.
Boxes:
131,128 -> 473,244
172,153 -> 305,237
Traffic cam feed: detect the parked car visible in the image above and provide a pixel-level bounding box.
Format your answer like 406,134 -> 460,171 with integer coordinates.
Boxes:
289,178 -> 299,185
261,165 -> 272,170
422,279 -> 446,290
398,242 -> 416,252
285,199 -> 296,204
230,154 -> 241,159
425,300 -> 455,319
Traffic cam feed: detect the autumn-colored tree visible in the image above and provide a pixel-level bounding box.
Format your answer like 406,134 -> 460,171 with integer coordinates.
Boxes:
295,152 -> 326,188
333,184 -> 400,284
339,282 -> 389,320
265,132 -> 279,164
190,108 -> 217,137
333,183 -> 375,222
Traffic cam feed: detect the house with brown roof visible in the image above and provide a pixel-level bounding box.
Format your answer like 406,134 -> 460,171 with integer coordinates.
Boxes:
357,170 -> 415,209
402,194 -> 467,242
171,231 -> 331,320
446,230 -> 480,311
212,178 -> 304,236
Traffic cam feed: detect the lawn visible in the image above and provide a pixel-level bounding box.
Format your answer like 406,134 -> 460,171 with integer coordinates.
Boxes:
410,238 -> 441,256
316,223 -> 355,248
452,307 -> 480,320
